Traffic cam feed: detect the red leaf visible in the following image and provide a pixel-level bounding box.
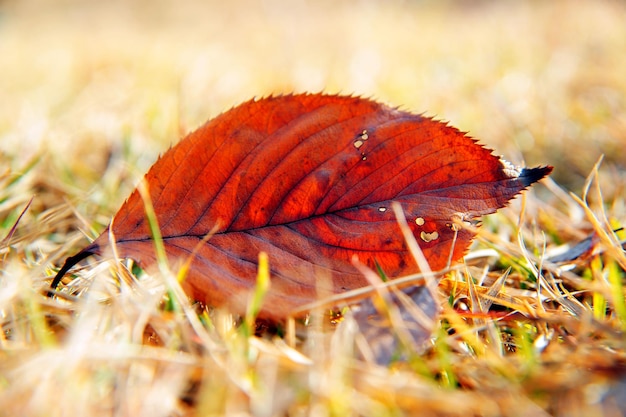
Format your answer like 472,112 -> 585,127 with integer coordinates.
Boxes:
51,94 -> 552,319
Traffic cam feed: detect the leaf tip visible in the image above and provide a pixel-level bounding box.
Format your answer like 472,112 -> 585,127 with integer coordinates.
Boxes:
519,165 -> 553,187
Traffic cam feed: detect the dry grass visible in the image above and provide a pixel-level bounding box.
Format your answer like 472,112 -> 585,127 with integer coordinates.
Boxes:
1,0 -> 626,416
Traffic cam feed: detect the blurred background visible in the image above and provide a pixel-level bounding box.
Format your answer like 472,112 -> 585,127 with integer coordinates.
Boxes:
1,0 -> 625,203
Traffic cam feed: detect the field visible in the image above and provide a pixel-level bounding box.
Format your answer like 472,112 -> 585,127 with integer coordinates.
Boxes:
1,1 -> 626,416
